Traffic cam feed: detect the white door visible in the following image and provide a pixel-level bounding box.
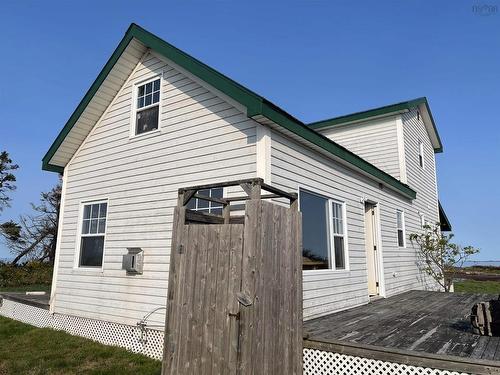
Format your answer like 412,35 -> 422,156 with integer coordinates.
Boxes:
365,203 -> 379,296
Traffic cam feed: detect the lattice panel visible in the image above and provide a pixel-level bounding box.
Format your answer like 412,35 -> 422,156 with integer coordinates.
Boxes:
303,348 -> 469,375
0,299 -> 164,360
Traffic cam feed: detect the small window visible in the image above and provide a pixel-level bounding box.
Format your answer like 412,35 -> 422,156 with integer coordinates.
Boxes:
420,213 -> 426,229
418,141 -> 425,169
331,201 -> 346,270
79,201 -> 108,267
396,210 -> 405,247
300,189 -> 347,271
135,78 -> 161,135
187,188 -> 223,215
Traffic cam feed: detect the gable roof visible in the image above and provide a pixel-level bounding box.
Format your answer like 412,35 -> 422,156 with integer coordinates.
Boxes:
308,97 -> 443,153
42,23 -> 416,199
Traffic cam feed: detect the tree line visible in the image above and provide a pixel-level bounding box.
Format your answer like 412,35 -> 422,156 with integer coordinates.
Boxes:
0,150 -> 60,265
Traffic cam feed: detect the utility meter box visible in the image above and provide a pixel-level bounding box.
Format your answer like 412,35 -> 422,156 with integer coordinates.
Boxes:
122,248 -> 144,274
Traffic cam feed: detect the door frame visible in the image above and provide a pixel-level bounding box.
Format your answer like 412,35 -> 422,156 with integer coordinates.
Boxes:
364,201 -> 386,298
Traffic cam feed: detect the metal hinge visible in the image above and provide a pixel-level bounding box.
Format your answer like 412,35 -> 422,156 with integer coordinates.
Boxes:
373,245 -> 377,251
376,282 -> 379,287
177,244 -> 184,254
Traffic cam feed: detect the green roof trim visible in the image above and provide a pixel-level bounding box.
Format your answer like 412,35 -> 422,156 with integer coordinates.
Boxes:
309,97 -> 443,153
439,201 -> 452,232
42,23 -> 416,199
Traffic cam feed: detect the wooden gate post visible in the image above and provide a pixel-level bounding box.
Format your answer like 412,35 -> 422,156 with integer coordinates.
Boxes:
162,179 -> 302,375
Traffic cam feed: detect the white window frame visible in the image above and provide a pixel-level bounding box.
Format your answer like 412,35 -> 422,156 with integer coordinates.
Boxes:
396,209 -> 406,248
418,141 -> 425,169
74,199 -> 109,271
299,188 -> 349,274
420,213 -> 426,229
130,75 -> 162,139
188,187 -> 224,214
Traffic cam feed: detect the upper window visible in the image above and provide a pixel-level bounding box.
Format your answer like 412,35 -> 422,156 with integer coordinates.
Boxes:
135,78 -> 161,135
418,141 -> 425,169
187,188 -> 223,215
396,210 -> 405,247
79,201 -> 108,267
300,189 -> 347,271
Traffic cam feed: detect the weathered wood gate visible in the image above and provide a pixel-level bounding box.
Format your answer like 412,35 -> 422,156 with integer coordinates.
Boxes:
162,178 -> 303,375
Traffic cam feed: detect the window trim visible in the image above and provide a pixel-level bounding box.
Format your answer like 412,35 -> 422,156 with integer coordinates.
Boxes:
298,187 -> 350,274
418,141 -> 425,169
420,212 -> 426,229
74,198 -> 109,271
396,209 -> 406,248
130,75 -> 163,139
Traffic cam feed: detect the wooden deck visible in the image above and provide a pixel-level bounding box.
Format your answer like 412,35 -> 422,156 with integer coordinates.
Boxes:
0,292 -> 50,310
304,290 -> 500,373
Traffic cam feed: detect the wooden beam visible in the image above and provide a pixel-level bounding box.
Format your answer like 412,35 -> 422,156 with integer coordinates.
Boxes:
182,190 -> 197,206
192,193 -> 228,206
225,194 -> 282,202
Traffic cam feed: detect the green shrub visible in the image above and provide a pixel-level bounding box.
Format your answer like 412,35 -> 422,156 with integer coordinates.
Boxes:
0,261 -> 53,288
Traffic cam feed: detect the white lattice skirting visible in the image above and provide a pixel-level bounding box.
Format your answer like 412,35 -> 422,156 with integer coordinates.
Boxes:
0,299 -> 164,360
0,299 -> 472,374
303,348 -> 469,375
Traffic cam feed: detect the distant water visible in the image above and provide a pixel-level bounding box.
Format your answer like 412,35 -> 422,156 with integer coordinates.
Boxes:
463,260 -> 500,267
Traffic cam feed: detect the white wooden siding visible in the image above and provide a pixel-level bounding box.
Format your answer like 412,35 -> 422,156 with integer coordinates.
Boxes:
402,109 -> 440,233
53,52 -> 257,326
270,130 -> 438,320
318,117 -> 401,180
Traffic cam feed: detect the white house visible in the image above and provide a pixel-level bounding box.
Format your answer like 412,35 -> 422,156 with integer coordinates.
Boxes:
42,24 -> 451,333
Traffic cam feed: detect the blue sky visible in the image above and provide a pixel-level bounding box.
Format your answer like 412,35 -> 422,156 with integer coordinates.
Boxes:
0,1 -> 499,261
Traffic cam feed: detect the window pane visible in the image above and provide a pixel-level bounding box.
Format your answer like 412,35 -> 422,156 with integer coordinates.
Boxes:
186,198 -> 196,209
98,219 -> 106,234
334,236 -> 345,269
211,188 -> 223,199
82,219 -> 90,234
145,82 -> 152,94
300,190 -> 330,270
90,219 -> 98,234
138,85 -> 145,97
398,229 -> 404,247
137,96 -> 145,109
99,203 -> 107,218
145,94 -> 152,106
152,91 -> 160,104
83,205 -> 91,219
80,236 -> 104,267
153,79 -> 160,91
396,211 -> 403,229
136,106 -> 159,135
91,204 -> 99,218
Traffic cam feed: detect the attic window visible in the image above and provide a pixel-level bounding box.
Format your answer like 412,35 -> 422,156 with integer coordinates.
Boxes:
135,78 -> 161,135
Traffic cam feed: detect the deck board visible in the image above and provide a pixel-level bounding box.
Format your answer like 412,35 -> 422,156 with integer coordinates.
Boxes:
304,290 -> 499,361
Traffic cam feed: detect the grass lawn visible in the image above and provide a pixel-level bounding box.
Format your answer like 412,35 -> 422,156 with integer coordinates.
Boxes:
0,284 -> 51,293
0,316 -> 161,375
454,279 -> 500,294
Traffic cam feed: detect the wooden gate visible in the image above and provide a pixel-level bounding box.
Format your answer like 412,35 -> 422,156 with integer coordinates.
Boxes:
162,179 -> 303,375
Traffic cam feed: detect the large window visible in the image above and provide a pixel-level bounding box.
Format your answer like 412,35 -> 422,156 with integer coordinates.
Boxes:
396,210 -> 405,247
187,188 -> 223,215
135,78 -> 161,135
300,189 -> 347,271
79,201 -> 107,267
